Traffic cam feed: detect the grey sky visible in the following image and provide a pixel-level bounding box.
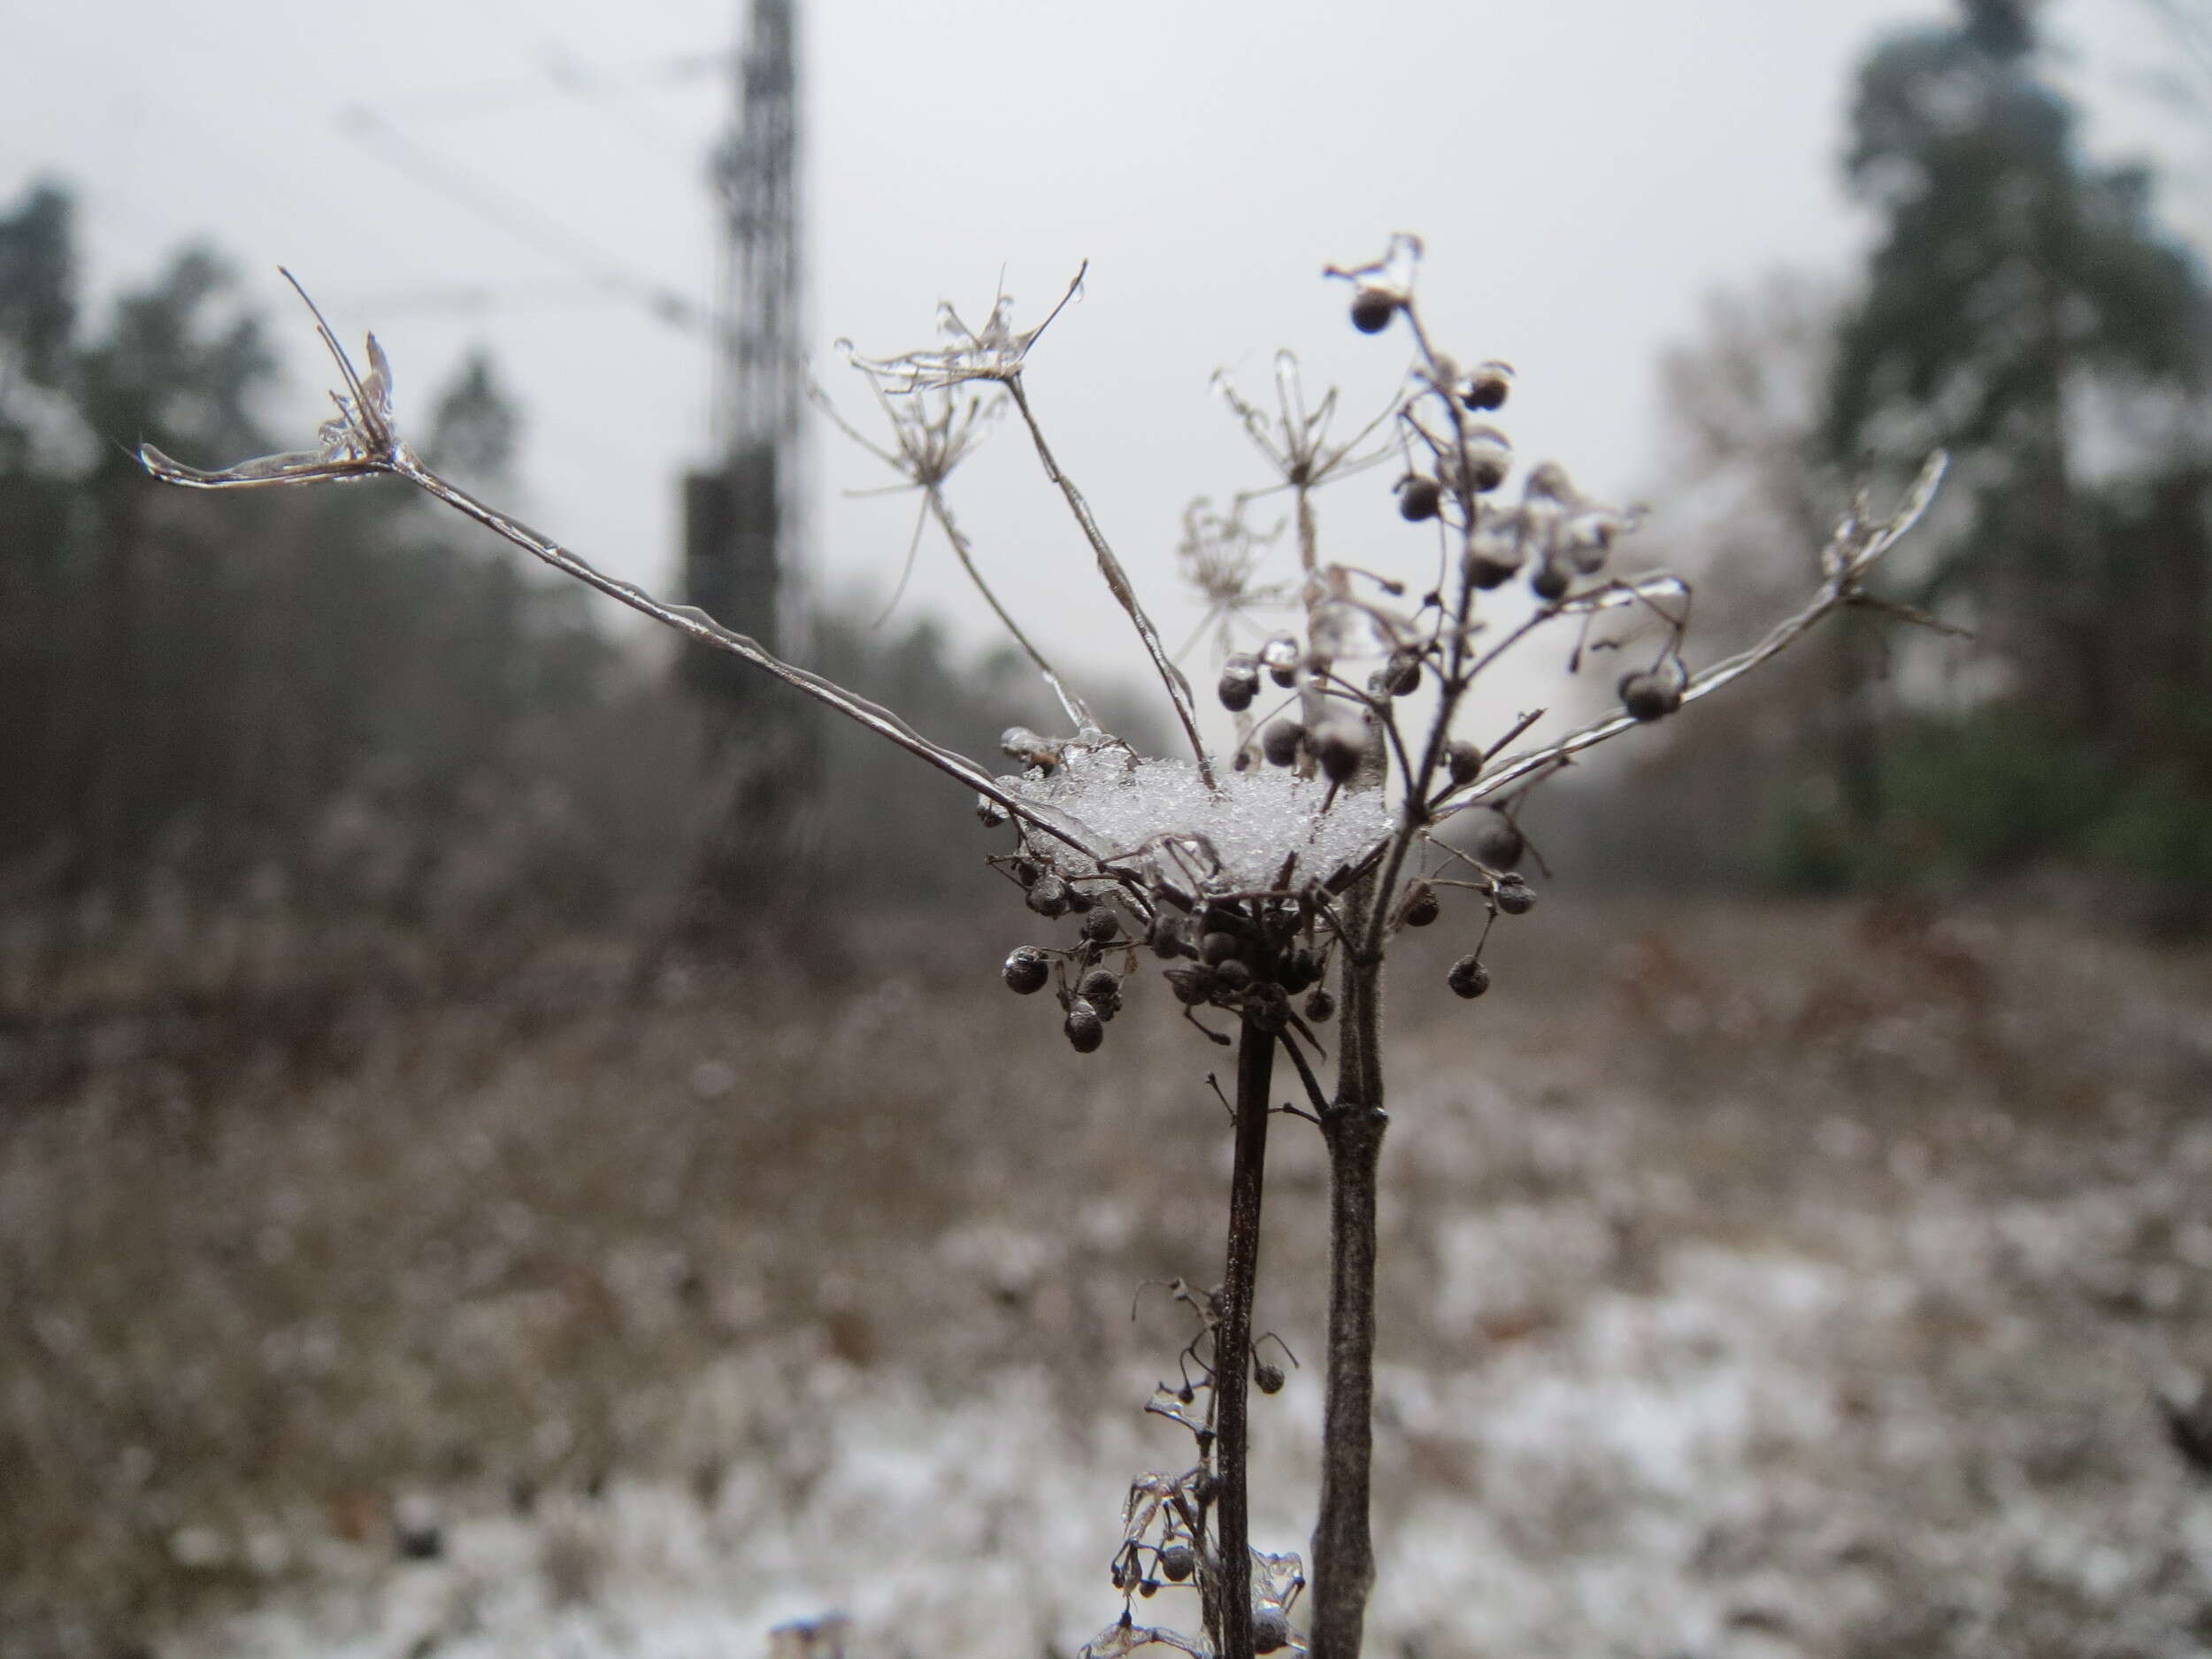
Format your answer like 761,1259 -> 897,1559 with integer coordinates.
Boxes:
4,0 -> 2200,700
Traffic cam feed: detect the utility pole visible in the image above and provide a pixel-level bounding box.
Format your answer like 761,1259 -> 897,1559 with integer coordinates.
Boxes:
680,0 -> 815,933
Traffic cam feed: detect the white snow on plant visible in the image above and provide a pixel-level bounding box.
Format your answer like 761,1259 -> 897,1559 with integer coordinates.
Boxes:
1004,749 -> 1393,892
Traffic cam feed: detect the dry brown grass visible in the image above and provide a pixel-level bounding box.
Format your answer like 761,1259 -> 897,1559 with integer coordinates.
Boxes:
5,896 -> 2212,1657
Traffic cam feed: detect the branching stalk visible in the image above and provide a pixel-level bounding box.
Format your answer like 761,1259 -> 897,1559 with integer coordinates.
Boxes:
1212,1014 -> 1277,1659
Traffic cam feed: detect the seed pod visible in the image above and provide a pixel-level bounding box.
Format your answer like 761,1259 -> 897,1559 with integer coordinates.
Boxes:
1402,880 -> 1440,927
1166,964 -> 1217,1006
1303,987 -> 1337,1023
1494,874 -> 1537,915
1065,885 -> 1095,913
1468,550 -> 1521,589
1464,808 -> 1524,871
1259,634 -> 1302,688
1531,559 -> 1571,602
1253,1611 -> 1293,1655
1025,875 -> 1071,918
1462,360 -> 1514,411
1456,426 -> 1512,494
1448,954 -> 1491,999
1397,476 -> 1441,523
1213,958 -> 1253,992
1246,981 -> 1290,1033
1138,1578 -> 1160,1599
1278,946 -> 1321,994
1159,1543 -> 1196,1584
1079,967 -> 1120,1002
1150,913 -> 1192,959
975,794 -> 1009,828
1261,719 -> 1304,769
1254,1362 -> 1286,1395
1010,858 -> 1042,887
1619,664 -> 1686,721
1218,654 -> 1261,712
1381,652 -> 1423,697
1002,946 -> 1049,995
1081,909 -> 1122,945
1064,1000 -> 1105,1053
1318,727 -> 1363,785
1348,284 -> 1398,334
1448,741 -> 1484,787
1200,930 -> 1240,965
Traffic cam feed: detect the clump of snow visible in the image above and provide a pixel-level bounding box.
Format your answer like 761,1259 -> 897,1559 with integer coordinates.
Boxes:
1003,749 -> 1393,892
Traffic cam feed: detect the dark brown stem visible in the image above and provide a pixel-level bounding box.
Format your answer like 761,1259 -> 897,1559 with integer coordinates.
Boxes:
1212,1014 -> 1276,1659
1310,910 -> 1386,1659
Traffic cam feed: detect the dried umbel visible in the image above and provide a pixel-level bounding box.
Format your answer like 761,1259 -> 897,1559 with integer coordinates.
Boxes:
138,242 -> 1946,1659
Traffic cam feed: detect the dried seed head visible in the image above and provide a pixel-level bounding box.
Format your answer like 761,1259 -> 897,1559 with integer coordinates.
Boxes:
1201,930 -> 1240,965
1531,559 -> 1571,602
1303,987 -> 1336,1022
1159,1543 -> 1196,1583
1011,857 -> 1042,887
1619,664 -> 1686,721
1065,885 -> 1095,913
1138,1578 -> 1160,1599
1079,966 -> 1121,1002
1448,954 -> 1492,999
1348,284 -> 1398,334
1402,880 -> 1440,927
1381,651 -> 1423,697
1025,875 -> 1071,918
1064,1000 -> 1105,1053
1167,964 -> 1218,1005
1002,946 -> 1050,995
976,794 -> 1010,828
1462,360 -> 1514,411
1213,958 -> 1253,992
1254,1362 -> 1286,1395
1448,741 -> 1485,787
1253,1610 -> 1294,1655
1397,475 -> 1441,523
1278,946 -> 1322,994
1260,634 -> 1302,688
1465,808 -> 1525,871
1494,874 -> 1537,915
1081,909 -> 1123,945
1218,654 -> 1262,712
1261,719 -> 1305,769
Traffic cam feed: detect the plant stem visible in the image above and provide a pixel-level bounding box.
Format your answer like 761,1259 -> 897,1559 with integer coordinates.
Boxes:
1310,916 -> 1386,1659
1213,1014 -> 1276,1659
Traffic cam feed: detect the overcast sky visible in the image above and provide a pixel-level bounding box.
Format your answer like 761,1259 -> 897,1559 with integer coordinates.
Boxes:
5,0 -> 2205,707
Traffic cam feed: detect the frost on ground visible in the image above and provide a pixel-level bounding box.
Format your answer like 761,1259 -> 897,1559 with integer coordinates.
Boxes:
11,900 -> 2212,1659
1004,749 -> 1394,892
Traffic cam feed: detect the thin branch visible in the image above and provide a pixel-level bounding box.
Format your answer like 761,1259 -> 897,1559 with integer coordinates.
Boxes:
1006,376 -> 1217,787
926,485 -> 1094,731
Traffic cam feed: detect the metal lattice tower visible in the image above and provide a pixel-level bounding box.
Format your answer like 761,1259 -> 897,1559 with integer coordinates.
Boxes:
679,0 -> 815,921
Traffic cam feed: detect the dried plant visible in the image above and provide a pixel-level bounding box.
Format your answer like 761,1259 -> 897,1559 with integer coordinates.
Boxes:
139,238 -> 1945,1659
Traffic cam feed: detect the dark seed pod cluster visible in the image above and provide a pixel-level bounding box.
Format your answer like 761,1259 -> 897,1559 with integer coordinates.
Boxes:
1462,360 -> 1513,411
1381,652 -> 1423,698
1260,634 -> 1302,688
1158,1544 -> 1195,1584
1253,1609 -> 1294,1655
1254,1362 -> 1286,1395
1025,875 -> 1071,918
1303,987 -> 1336,1022
1261,719 -> 1304,769
1448,741 -> 1484,787
1081,909 -> 1122,944
1494,873 -> 1537,915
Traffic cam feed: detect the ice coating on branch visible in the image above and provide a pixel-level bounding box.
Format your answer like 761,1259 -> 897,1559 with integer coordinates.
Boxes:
1003,747 -> 1392,893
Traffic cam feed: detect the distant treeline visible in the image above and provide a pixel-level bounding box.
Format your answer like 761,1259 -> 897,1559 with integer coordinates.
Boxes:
0,182 -> 1094,958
